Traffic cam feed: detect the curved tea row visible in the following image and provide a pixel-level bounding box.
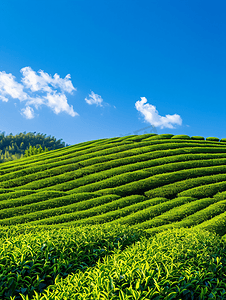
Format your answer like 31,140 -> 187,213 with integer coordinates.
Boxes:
0,133 -> 226,236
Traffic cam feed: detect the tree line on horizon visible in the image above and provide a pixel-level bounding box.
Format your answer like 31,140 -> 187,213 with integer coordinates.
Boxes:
0,131 -> 68,163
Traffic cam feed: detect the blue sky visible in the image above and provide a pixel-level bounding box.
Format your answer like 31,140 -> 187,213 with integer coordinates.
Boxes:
0,0 -> 225,145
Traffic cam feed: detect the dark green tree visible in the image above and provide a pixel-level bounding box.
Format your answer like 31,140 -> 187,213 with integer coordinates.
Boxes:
0,131 -> 67,163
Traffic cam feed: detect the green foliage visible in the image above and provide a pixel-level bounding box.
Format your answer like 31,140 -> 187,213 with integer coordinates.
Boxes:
220,138 -> 226,142
132,197 -> 219,230
194,210 -> 226,235
206,137 -> 220,142
24,145 -> 49,157
191,136 -> 205,140
0,131 -> 67,163
0,133 -> 226,298
15,227 -> 226,300
108,197 -> 195,227
0,192 -> 102,226
0,190 -> 68,210
0,140 -> 209,189
51,196 -> 167,228
148,133 -> 174,139
213,190 -> 226,201
145,172 -> 226,199
0,223 -> 148,300
171,134 -> 191,139
173,199 -> 226,230
178,181 -> 226,198
124,133 -> 157,142
94,163 -> 226,197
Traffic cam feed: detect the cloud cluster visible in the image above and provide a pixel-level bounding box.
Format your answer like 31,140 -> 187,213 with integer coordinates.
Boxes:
135,97 -> 182,129
0,71 -> 27,102
0,67 -> 78,119
21,106 -> 35,119
85,91 -> 103,107
0,67 -> 183,130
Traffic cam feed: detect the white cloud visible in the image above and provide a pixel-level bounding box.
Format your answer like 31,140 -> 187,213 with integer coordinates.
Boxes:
135,97 -> 182,129
0,95 -> 8,102
20,67 -> 51,93
26,96 -> 45,109
85,91 -> 103,107
20,67 -> 76,94
21,106 -> 35,119
0,71 -> 27,101
44,92 -> 78,117
0,67 -> 78,118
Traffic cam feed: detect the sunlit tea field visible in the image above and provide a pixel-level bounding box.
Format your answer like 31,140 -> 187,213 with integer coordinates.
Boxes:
1,133 -> 226,299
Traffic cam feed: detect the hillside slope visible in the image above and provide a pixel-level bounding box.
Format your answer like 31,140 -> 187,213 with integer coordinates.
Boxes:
0,133 -> 226,235
1,133 -> 226,299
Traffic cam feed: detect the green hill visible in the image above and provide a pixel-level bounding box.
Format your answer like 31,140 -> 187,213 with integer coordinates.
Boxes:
1,133 -> 226,299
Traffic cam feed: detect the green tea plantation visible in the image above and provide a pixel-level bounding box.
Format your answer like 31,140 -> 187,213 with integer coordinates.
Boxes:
1,133 -> 226,299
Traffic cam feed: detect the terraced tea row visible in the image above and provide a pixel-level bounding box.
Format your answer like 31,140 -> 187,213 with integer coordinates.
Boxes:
30,193 -> 226,234
0,136 -> 124,175
1,134 -> 226,233
1,133 -> 226,300
146,173 -> 226,199
29,196 -> 167,227
0,135 -> 225,174
132,196 -> 224,230
1,141 -> 226,190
